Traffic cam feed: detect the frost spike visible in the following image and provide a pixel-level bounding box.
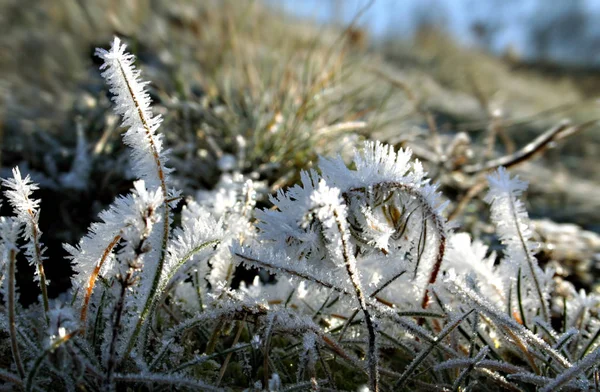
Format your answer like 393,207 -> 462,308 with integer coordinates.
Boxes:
95,37 -> 172,354
484,167 -> 549,322
2,167 -> 49,323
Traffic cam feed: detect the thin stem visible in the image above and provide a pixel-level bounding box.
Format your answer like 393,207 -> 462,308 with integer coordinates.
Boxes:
80,234 -> 121,328
0,368 -> 22,388
137,239 -> 220,355
508,190 -> 548,322
172,343 -> 252,374
517,268 -> 528,328
28,210 -> 49,324
395,309 -> 474,388
332,208 -> 379,392
337,270 -> 406,343
463,120 -> 595,174
105,270 -> 131,390
115,56 -> 171,356
263,315 -> 276,389
580,327 -> 600,360
7,248 -> 25,379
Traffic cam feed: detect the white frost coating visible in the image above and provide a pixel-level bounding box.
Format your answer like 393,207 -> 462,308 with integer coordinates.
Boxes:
0,217 -> 21,255
162,204 -> 222,288
2,168 -> 46,282
268,373 -> 281,391
192,174 -> 257,287
319,140 -> 423,190
95,37 -> 171,192
443,233 -> 505,307
0,216 -> 21,291
484,167 -> 550,323
65,181 -> 162,295
540,346 -> 600,392
256,141 -> 448,308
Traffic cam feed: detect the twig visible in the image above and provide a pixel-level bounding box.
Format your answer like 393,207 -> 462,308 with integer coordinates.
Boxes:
447,178 -> 487,221
462,120 -> 597,174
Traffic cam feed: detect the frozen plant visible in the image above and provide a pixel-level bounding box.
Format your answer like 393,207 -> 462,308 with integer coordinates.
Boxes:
0,37 -> 598,392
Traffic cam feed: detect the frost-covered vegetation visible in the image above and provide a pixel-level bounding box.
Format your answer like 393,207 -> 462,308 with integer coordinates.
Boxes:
0,36 -> 598,391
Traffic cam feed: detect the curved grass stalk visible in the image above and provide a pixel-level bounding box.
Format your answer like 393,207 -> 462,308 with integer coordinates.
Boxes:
136,239 -> 220,355
80,233 -> 121,328
345,180 -> 447,309
162,239 -> 221,295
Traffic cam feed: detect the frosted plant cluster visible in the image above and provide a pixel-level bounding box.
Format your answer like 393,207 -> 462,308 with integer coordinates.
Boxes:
0,38 -> 598,391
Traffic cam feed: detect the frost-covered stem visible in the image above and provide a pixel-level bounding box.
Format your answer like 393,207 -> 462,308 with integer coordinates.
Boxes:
422,234 -> 446,309
162,239 -> 221,295
134,239 -> 220,357
104,270 -> 130,391
501,322 -> 539,374
338,270 -> 407,343
332,208 -> 379,392
107,219 -> 151,388
506,192 -> 548,321
235,253 -> 350,295
96,38 -> 172,355
395,309 -> 474,388
31,215 -> 49,323
452,346 -> 490,391
485,168 -> 549,322
115,72 -> 169,356
106,243 -> 148,390
451,280 -> 570,369
80,233 -> 121,328
540,346 -> 600,392
119,73 -> 169,233
345,181 -> 447,309
7,248 -> 25,379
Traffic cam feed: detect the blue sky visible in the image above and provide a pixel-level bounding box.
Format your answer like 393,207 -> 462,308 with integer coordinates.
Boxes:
269,0 -> 600,66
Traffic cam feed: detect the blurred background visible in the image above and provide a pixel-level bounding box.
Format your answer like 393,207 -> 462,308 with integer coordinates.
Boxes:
276,0 -> 600,67
0,0 -> 598,302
